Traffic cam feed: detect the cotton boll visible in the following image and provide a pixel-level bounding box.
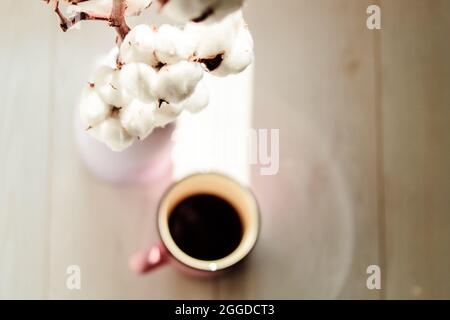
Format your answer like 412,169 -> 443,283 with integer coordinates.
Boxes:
212,26 -> 254,76
154,25 -> 196,65
79,85 -> 112,129
93,65 -> 132,108
119,25 -> 158,66
182,79 -> 209,113
74,0 -> 152,17
118,63 -> 156,104
185,11 -> 243,60
89,118 -> 135,152
120,100 -> 156,139
153,61 -> 204,103
153,102 -> 184,128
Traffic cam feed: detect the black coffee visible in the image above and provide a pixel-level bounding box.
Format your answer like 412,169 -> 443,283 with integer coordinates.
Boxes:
168,194 -> 243,261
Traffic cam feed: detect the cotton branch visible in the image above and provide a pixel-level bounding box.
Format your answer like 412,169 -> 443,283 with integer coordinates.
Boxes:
53,3 -> 110,32
48,0 -> 131,41
111,0 -> 131,40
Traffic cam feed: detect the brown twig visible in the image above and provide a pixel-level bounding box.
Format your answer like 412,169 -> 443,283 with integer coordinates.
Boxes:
54,1 -> 110,32
48,0 -> 131,41
111,0 -> 131,41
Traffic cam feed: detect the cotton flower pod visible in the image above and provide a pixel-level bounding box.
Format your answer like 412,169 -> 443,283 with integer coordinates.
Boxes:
72,0 -> 152,17
154,25 -> 196,65
119,25 -> 159,66
79,85 -> 112,130
152,61 -> 204,103
93,65 -> 133,108
158,0 -> 243,23
184,11 -> 243,60
211,25 -> 254,77
118,63 -> 156,104
182,79 -> 209,113
89,117 -> 135,152
120,99 -> 156,139
153,102 -> 184,128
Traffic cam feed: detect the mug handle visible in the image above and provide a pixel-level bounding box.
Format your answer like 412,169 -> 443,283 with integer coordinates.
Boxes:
129,242 -> 169,274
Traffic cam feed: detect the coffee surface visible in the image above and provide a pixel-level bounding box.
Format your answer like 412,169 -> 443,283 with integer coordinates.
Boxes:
168,194 -> 243,261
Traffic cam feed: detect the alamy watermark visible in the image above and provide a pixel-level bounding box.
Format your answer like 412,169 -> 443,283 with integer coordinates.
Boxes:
66,265 -> 81,290
366,265 -> 381,290
172,128 -> 280,176
367,5 -> 382,30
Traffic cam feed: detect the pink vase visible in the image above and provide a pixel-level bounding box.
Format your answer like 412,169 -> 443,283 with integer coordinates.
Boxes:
74,113 -> 175,185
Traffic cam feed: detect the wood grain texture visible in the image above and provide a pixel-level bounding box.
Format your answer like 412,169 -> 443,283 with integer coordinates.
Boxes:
0,1 -> 54,299
380,0 -> 450,299
0,0 -> 449,299
217,0 -> 381,299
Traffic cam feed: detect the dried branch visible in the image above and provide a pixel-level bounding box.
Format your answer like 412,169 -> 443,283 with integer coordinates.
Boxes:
53,1 -> 110,32
47,0 -> 131,41
111,0 -> 131,41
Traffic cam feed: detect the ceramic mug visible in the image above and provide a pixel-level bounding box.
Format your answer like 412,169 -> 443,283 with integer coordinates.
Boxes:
129,173 -> 260,277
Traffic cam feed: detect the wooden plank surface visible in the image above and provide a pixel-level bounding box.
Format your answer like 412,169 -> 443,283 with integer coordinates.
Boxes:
0,0 -> 449,300
0,1 -> 54,299
380,0 -> 450,299
217,0 -> 381,299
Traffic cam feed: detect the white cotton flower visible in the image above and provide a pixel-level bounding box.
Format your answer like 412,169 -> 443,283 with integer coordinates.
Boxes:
152,61 -> 204,103
119,63 -> 156,104
120,99 -> 156,139
93,65 -> 133,108
154,25 -> 196,65
158,0 -> 244,23
152,79 -> 209,128
212,25 -> 254,77
153,102 -> 184,128
72,0 -> 152,17
181,79 -> 209,113
185,11 -> 243,59
79,85 -> 112,129
120,25 -> 158,66
185,12 -> 253,76
92,62 -> 156,108
89,117 -> 135,152
70,0 -> 254,152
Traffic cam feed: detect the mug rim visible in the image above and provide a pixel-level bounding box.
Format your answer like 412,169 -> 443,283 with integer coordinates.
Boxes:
156,172 -> 261,273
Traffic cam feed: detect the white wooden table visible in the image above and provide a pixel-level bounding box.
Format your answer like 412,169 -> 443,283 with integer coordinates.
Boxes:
0,0 -> 449,299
